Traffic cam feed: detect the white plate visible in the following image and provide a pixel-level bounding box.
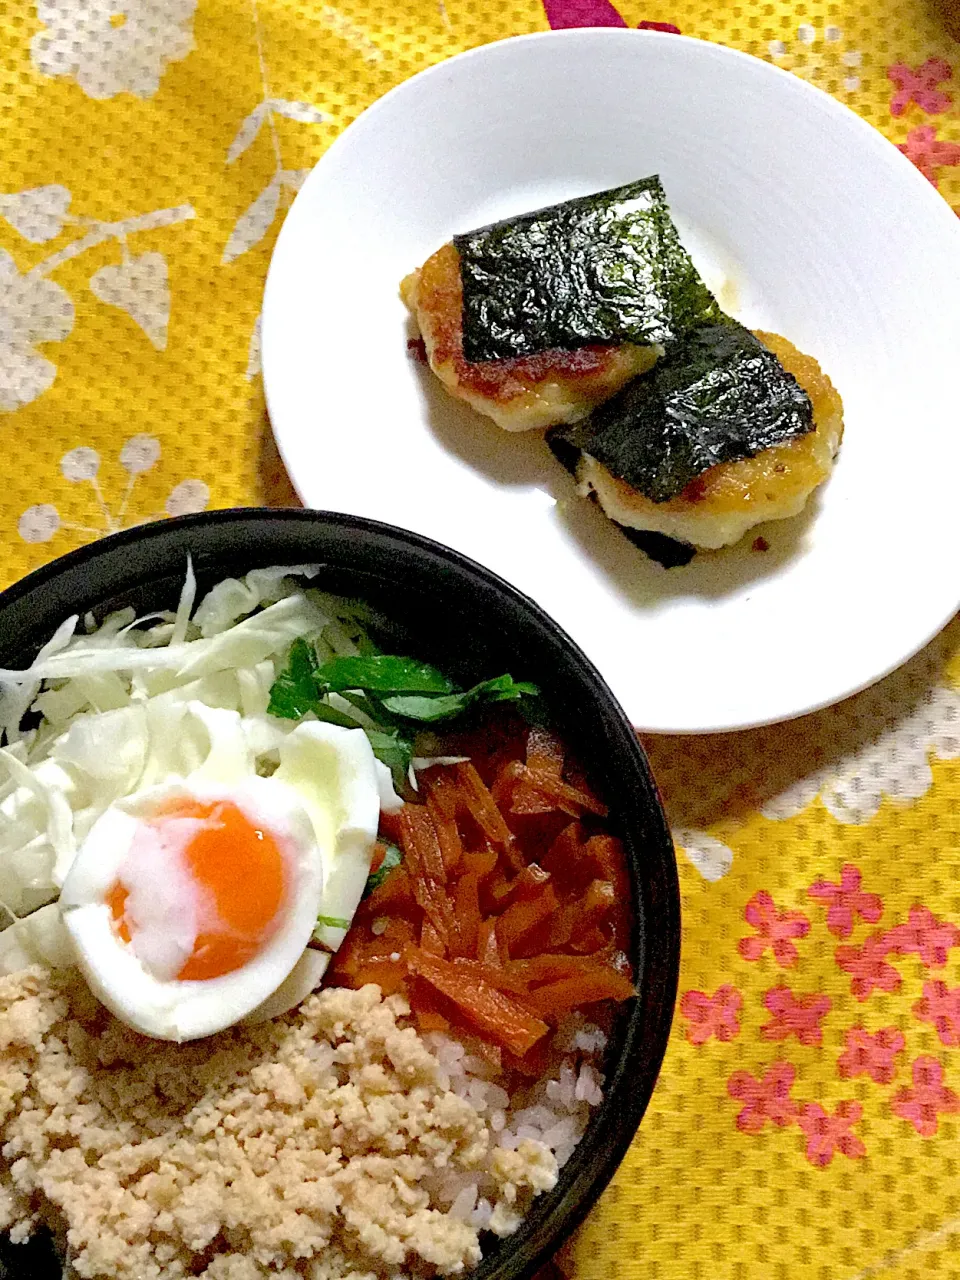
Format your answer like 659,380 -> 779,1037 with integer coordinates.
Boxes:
263,30 -> 960,733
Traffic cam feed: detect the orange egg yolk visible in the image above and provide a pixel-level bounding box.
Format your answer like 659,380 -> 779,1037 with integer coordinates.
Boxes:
107,799 -> 287,981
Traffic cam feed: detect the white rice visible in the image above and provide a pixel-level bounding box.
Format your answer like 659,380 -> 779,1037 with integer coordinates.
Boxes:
420,1011 -> 610,1230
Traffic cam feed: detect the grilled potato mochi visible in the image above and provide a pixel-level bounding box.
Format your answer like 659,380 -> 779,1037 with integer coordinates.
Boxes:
401,243 -> 658,432
577,332 -> 844,550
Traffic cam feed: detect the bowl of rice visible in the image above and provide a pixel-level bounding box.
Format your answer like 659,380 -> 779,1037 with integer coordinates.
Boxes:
0,508 -> 679,1280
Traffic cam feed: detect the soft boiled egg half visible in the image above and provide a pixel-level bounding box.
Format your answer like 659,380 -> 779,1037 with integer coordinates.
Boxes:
59,721 -> 386,1042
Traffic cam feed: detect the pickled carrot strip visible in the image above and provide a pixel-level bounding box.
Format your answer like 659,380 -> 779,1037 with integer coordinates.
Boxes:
398,807 -> 459,951
349,959 -> 407,995
583,835 -> 630,900
454,762 -> 516,852
519,765 -> 609,817
501,864 -> 551,906
486,868 -> 514,909
509,779 -> 555,816
368,842 -> 388,877
504,954 -> 586,986
399,806 -> 447,888
424,771 -> 459,820
408,951 -> 550,1056
425,783 -> 463,874
364,866 -> 416,914
461,849 -> 498,879
378,810 -> 402,844
496,884 -> 558,952
571,927 -> 608,954
477,918 -> 501,967
454,871 -> 481,959
421,917 -> 446,956
540,822 -> 586,883
331,730 -> 634,1054
416,1009 -> 450,1032
570,879 -> 615,941
522,967 -> 636,1017
491,759 -> 525,810
526,725 -> 565,770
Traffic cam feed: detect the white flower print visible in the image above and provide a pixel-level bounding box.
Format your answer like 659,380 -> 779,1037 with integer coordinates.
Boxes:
17,438 -> 210,545
0,196 -> 193,411
165,479 -> 210,516
60,447 -> 101,482
18,505 -> 61,544
0,185 -> 71,244
119,434 -> 161,474
31,0 -> 197,101
221,0 -> 326,262
766,23 -> 864,95
89,252 -> 170,351
645,619 -> 960,880
672,830 -> 734,883
246,312 -> 262,380
0,249 -> 74,412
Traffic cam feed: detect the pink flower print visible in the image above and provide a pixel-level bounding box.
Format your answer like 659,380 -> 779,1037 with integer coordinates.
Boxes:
680,985 -> 742,1045
798,1101 -> 866,1167
738,891 -> 811,968
883,905 -> 960,968
914,980 -> 960,1047
898,125 -> 960,186
761,987 -> 832,1047
727,1062 -> 799,1133
541,0 -> 627,27
837,1026 -> 905,1084
835,934 -> 902,1000
888,59 -> 953,117
891,1056 -> 960,1137
637,19 -> 681,31
807,864 -> 882,939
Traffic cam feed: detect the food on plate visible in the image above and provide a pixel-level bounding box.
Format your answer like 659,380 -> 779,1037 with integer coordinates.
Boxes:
400,176 -> 721,432
0,564 -> 635,1278
402,177 -> 844,563
549,326 -> 844,561
401,243 -> 659,432
452,176 -> 722,363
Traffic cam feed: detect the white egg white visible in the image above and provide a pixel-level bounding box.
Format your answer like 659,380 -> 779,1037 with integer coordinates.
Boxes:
60,774 -> 326,1042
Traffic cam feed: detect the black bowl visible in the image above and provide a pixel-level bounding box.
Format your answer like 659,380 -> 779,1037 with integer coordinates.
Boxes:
0,509 -> 679,1280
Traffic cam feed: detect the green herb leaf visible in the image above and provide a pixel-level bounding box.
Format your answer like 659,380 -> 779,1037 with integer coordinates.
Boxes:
363,844 -> 402,898
548,321 -> 814,503
454,176 -> 723,362
269,639 -> 365,728
316,914 -> 351,930
267,637 -> 322,720
364,727 -> 414,789
309,701 -> 364,730
381,674 -> 539,724
316,655 -> 453,696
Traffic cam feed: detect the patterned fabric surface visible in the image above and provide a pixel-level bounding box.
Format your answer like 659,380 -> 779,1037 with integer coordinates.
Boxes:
2,1 -> 960,1278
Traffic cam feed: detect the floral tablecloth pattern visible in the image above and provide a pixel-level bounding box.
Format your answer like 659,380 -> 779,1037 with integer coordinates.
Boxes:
3,1 -> 960,1277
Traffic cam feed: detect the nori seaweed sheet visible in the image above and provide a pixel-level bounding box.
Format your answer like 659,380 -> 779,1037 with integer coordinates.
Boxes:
618,527 -> 697,569
454,177 -> 723,362
547,321 -> 814,504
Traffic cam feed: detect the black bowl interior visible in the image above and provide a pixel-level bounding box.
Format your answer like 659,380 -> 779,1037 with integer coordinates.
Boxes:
0,509 -> 679,1280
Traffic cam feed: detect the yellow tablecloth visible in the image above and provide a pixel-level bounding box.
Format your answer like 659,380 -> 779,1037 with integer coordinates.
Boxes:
3,2 -> 960,1277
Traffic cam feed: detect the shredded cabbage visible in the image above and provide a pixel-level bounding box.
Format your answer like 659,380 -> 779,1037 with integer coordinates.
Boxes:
0,565 -> 397,928
192,564 -> 319,636
0,902 -> 75,976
